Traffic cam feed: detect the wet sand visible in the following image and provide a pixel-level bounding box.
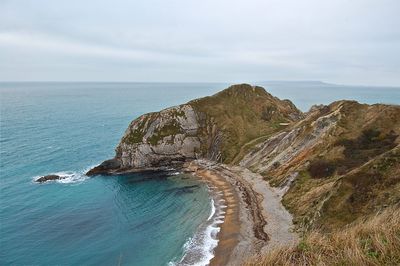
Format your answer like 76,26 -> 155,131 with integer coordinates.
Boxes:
189,166 -> 240,266
185,159 -> 298,265
185,160 -> 267,265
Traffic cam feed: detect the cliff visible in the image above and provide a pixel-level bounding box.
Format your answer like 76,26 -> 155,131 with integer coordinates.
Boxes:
87,84 -> 302,175
87,83 -> 400,232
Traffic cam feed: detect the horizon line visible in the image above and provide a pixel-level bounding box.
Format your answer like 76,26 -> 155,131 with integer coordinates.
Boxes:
0,80 -> 399,88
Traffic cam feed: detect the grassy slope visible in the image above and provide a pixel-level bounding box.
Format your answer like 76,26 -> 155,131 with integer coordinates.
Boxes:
318,145 -> 400,231
189,84 -> 302,163
259,101 -> 400,232
243,101 -> 400,266
246,206 -> 400,266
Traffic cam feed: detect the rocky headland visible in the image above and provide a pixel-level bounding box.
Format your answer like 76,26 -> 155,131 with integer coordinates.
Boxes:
87,84 -> 400,265
87,84 -> 302,175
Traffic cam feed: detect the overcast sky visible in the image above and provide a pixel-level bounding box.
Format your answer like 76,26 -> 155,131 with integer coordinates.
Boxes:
0,0 -> 399,85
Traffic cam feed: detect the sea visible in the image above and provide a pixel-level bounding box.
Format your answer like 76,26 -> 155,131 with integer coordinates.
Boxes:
0,82 -> 399,266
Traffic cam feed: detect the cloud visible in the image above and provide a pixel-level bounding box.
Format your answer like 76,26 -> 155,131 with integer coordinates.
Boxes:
0,0 -> 399,85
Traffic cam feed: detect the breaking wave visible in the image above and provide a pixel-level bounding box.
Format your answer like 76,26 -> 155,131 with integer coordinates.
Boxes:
170,186 -> 226,266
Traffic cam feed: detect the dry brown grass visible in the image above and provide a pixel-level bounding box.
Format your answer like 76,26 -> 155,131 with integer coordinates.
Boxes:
245,207 -> 400,266
189,84 -> 302,163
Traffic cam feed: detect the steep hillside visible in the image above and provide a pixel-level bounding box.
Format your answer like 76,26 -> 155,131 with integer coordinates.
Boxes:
240,101 -> 400,232
189,84 -> 303,163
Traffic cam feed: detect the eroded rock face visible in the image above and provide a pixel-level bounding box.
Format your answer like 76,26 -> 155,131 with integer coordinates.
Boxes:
240,104 -> 342,173
115,104 -> 202,169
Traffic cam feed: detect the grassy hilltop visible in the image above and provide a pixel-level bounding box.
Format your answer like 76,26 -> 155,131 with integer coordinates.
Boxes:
189,84 -> 303,162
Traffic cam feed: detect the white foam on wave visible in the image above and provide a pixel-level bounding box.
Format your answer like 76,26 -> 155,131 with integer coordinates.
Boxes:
207,198 -> 215,221
170,186 -> 225,266
169,171 -> 181,176
55,171 -> 90,184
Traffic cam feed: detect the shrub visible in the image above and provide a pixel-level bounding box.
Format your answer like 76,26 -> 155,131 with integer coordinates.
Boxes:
335,129 -> 398,173
272,161 -> 281,169
308,159 -> 336,178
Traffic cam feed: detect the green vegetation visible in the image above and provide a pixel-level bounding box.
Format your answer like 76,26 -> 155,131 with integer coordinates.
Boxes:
189,84 -> 302,163
147,121 -> 182,145
281,170 -> 337,229
115,86 -> 400,266
176,96 -> 399,266
308,159 -> 336,178
335,128 -> 398,173
123,115 -> 152,144
318,146 -> 400,231
281,146 -> 400,232
124,128 -> 145,144
170,108 -> 186,118
122,108 -> 186,146
231,134 -> 273,165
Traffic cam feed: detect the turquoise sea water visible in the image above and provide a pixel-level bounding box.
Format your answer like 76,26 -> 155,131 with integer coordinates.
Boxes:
0,82 -> 399,265
0,82 -> 224,266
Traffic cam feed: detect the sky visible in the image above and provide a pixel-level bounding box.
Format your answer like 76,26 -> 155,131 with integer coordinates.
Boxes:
0,0 -> 399,85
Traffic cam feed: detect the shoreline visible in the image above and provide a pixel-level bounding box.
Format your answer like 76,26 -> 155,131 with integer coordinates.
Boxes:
86,159 -> 298,265
184,159 -> 298,265
186,162 -> 241,266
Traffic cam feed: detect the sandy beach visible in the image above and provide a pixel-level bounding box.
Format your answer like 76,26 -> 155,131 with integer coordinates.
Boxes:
185,159 -> 298,266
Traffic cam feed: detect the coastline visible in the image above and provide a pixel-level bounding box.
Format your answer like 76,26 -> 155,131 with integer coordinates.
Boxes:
186,161 -> 241,266
85,158 -> 298,265
184,159 -> 298,265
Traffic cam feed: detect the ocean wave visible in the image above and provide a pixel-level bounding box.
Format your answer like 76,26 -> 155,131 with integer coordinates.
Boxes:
207,198 -> 215,221
170,186 -> 225,266
168,171 -> 181,176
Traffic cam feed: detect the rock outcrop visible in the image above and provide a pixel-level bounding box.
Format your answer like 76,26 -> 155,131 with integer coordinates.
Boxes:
114,104 -> 202,170
36,175 -> 63,183
86,159 -> 121,176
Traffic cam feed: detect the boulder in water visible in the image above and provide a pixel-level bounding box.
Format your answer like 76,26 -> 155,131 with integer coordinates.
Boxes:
36,175 -> 62,183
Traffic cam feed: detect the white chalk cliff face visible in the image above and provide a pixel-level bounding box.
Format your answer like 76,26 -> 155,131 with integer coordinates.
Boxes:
116,104 -> 202,168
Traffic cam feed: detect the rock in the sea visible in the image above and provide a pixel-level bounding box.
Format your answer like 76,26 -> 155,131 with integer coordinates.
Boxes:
36,175 -> 62,183
86,158 -> 121,176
